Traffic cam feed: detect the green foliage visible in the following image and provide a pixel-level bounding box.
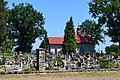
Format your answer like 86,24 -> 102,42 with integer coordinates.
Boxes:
5,53 -> 13,56
86,51 -> 90,55
99,55 -> 118,68
39,30 -> 47,49
109,62 -> 117,68
105,46 -> 111,54
63,17 -> 76,54
0,0 -> 8,44
39,40 -> 45,48
110,52 -> 115,56
0,36 -> 13,53
7,3 -> 45,53
52,54 -> 64,67
99,58 -> 109,68
0,0 -> 14,53
56,56 -> 64,67
0,0 -> 11,54
22,66 -> 37,71
88,0 -> 120,48
80,20 -> 104,45
105,44 -> 119,54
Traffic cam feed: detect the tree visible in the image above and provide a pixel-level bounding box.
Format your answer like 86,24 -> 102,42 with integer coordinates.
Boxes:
39,40 -> 45,48
63,17 -> 76,55
80,19 -> 104,45
7,3 -> 45,53
105,44 -> 119,54
88,0 -> 120,48
0,0 -> 8,45
39,29 -> 47,49
0,0 -> 13,60
105,46 -> 111,54
1,36 -> 14,53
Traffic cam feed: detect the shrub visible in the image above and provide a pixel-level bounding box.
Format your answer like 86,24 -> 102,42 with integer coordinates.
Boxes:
45,67 -> 52,70
86,51 -> 90,56
99,58 -> 109,68
109,62 -> 116,68
5,53 -> 13,56
22,66 -> 36,71
32,68 -> 37,71
56,56 -> 64,67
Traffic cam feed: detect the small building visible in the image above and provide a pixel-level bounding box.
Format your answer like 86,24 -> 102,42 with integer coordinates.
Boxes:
47,25 -> 95,55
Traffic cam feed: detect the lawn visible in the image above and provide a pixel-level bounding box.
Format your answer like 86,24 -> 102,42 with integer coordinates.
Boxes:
0,71 -> 120,80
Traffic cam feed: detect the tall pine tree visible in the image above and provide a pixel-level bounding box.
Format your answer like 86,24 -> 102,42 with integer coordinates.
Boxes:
63,17 -> 76,55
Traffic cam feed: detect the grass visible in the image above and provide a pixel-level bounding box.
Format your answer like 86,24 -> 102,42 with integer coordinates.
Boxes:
0,71 -> 120,79
0,68 -> 5,72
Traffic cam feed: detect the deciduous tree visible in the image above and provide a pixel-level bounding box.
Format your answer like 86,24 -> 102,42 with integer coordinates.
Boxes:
0,0 -> 8,44
7,3 -> 45,53
105,44 -> 119,54
88,0 -> 120,48
80,19 -> 104,45
39,30 -> 47,49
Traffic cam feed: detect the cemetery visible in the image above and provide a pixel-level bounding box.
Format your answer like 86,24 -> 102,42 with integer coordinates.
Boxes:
1,0 -> 120,80
0,46 -> 120,73
0,0 -> 120,78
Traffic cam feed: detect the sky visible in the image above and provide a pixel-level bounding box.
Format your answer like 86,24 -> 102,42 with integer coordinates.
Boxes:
6,0 -> 115,52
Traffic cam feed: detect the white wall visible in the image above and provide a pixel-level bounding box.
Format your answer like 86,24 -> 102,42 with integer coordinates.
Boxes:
49,45 -> 62,54
48,44 -> 95,54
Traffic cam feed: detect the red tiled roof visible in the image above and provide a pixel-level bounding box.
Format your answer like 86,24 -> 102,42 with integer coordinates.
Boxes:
48,37 -> 64,44
48,26 -> 95,45
76,35 -> 95,44
47,35 -> 95,45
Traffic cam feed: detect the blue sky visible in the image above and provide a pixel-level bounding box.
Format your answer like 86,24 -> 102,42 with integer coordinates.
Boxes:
6,0 -> 114,52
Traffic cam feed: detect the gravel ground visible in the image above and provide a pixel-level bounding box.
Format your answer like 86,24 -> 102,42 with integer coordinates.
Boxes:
0,71 -> 120,80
